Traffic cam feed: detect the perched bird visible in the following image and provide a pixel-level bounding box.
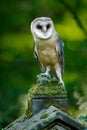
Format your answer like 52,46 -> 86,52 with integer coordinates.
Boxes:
30,17 -> 64,86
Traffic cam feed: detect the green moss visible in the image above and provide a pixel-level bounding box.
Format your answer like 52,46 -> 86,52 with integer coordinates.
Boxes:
25,95 -> 32,118
26,110 -> 32,118
40,114 -> 48,119
28,82 -> 66,98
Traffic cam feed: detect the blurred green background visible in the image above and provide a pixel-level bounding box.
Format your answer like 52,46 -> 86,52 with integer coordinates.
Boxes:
0,0 -> 87,128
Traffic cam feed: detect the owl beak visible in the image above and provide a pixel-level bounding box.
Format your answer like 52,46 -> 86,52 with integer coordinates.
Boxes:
43,26 -> 47,33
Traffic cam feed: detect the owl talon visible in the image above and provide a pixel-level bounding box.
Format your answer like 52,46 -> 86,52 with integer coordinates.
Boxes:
58,81 -> 62,85
37,73 -> 51,78
41,73 -> 51,79
58,81 -> 65,90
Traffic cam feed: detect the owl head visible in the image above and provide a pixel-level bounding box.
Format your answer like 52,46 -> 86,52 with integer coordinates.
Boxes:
30,17 -> 55,40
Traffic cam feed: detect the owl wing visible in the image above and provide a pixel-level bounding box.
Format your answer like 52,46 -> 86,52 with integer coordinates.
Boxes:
56,36 -> 64,73
34,42 -> 38,59
34,42 -> 45,72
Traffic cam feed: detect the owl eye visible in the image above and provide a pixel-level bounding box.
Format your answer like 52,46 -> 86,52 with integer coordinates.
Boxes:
47,24 -> 50,29
36,25 -> 42,30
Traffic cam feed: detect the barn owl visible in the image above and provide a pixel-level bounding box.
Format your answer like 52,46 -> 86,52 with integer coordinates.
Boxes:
30,17 -> 64,86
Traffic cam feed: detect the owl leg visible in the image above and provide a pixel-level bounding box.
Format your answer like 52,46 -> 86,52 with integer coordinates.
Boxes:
41,66 -> 51,78
45,66 -> 50,76
55,67 -> 65,88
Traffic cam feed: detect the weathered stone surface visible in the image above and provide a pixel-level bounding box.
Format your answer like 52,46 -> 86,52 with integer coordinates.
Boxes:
32,94 -> 68,115
5,106 -> 85,130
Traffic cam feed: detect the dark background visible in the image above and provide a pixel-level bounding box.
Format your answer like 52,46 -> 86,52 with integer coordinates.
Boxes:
0,0 -> 87,128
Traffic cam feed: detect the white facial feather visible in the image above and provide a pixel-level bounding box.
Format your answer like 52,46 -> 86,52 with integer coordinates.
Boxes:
31,17 -> 55,40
